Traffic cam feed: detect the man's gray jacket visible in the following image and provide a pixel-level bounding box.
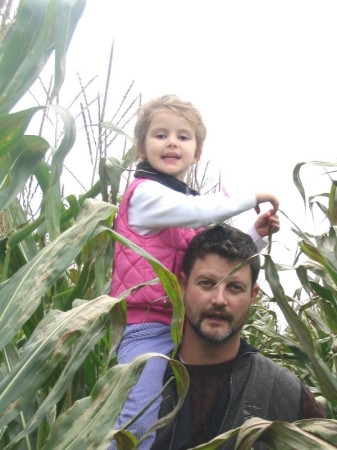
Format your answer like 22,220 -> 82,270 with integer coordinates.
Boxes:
151,339 -> 307,450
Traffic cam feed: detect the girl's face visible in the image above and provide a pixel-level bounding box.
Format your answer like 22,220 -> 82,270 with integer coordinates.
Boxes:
138,111 -> 201,181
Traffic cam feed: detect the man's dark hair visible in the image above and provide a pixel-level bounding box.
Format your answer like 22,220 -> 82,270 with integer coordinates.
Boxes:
182,224 -> 261,284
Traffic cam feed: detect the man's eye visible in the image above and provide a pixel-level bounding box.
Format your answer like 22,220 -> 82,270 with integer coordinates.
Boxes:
198,279 -> 215,289
228,283 -> 244,293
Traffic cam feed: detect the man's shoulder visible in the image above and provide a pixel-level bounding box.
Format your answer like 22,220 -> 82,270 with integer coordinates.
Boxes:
231,351 -> 302,422
236,349 -> 301,400
249,352 -> 324,419
251,351 -> 296,370
247,351 -> 301,385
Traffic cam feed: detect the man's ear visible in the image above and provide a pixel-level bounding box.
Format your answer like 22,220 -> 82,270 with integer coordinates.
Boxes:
180,272 -> 187,290
250,283 -> 260,306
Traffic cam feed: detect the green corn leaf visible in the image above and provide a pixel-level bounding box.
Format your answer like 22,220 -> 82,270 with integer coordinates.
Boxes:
0,199 -> 116,350
293,162 -> 307,208
52,0 -> 86,100
43,355 -> 188,450
309,282 -> 337,333
0,107 -> 42,158
100,122 -> 134,141
190,418 -> 337,450
85,221 -> 185,356
44,105 -> 76,240
0,135 -> 49,210
0,295 -> 125,434
249,324 -> 306,355
0,1 -> 49,110
237,418 -> 337,450
108,229 -> 185,356
328,181 -> 337,226
300,241 -> 337,287
99,148 -> 135,203
6,179 -> 103,250
293,161 -> 337,212
0,0 -> 86,113
0,104 -> 76,222
34,159 -> 51,193
264,255 -> 337,402
297,418 -> 337,446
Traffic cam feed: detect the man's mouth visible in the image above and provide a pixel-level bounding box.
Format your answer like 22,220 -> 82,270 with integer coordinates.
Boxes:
207,315 -> 226,321
204,311 -> 232,322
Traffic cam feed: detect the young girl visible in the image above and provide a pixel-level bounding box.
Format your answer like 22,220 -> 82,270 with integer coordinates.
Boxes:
109,94 -> 279,449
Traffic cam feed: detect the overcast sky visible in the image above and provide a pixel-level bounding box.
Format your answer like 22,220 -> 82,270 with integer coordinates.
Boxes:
63,0 -> 337,274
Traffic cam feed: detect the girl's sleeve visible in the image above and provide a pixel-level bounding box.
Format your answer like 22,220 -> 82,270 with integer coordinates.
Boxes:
129,181 -> 257,234
245,224 -> 268,251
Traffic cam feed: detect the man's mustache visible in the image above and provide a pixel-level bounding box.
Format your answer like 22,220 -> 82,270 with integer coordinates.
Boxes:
201,307 -> 233,321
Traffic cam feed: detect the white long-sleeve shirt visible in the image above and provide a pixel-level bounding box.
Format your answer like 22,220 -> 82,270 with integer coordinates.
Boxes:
128,180 -> 267,250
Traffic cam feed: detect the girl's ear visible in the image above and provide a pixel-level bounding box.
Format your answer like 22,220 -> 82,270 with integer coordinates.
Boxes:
137,146 -> 147,160
193,147 -> 202,163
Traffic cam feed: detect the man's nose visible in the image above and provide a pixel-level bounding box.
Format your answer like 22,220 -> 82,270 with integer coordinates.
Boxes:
211,285 -> 227,306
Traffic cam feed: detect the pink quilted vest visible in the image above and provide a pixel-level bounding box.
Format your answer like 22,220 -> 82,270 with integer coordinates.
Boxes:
110,179 -> 198,325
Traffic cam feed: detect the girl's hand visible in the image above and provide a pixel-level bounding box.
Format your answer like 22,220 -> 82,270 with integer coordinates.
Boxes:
254,212 -> 280,238
254,193 -> 279,215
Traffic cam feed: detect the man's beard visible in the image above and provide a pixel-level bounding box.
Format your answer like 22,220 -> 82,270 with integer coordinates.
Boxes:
185,306 -> 250,345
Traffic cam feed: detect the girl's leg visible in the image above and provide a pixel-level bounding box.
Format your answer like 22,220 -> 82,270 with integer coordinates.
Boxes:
108,323 -> 174,450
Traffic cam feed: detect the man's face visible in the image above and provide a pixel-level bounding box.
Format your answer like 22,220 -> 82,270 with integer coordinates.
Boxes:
180,254 -> 259,345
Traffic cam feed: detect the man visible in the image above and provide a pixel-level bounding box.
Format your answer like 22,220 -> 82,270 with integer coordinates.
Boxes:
151,224 -> 324,450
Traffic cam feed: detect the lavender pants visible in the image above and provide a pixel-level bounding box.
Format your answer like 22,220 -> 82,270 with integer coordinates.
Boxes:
108,323 -> 174,450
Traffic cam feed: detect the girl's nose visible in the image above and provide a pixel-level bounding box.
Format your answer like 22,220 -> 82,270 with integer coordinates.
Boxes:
167,134 -> 178,147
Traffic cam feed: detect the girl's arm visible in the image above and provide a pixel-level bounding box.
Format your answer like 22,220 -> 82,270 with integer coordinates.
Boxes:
129,180 -> 256,233
128,181 -> 279,251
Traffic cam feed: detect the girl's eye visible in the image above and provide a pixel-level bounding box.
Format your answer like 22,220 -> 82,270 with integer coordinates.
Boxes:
156,133 -> 166,139
179,135 -> 189,141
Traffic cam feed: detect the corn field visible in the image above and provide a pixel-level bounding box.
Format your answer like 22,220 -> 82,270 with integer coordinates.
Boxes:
0,0 -> 337,449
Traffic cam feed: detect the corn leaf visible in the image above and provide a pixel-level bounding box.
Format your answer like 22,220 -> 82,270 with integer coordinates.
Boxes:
100,122 -> 133,142
236,418 -> 337,450
264,255 -> 337,402
191,418 -> 337,450
300,241 -> 337,287
293,161 -> 337,212
108,229 -> 185,356
44,355 -> 189,450
0,107 -> 43,157
328,182 -> 337,226
0,0 -> 86,113
0,295 -> 125,434
0,199 -> 116,350
52,0 -> 86,100
0,135 -> 49,210
44,105 -> 77,240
